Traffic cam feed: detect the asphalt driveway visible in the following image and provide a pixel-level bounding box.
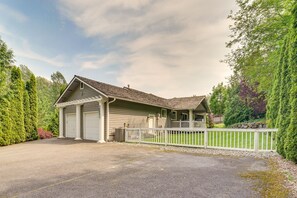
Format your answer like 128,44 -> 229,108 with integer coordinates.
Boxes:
0,138 -> 266,198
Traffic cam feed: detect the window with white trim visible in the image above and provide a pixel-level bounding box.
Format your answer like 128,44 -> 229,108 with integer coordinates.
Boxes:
161,109 -> 167,118
171,111 -> 177,120
80,82 -> 84,89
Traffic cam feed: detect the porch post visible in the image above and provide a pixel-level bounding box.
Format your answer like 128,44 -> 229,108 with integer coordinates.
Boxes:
98,101 -> 105,143
106,102 -> 109,141
75,104 -> 82,140
189,109 -> 193,128
58,107 -> 64,138
204,113 -> 207,128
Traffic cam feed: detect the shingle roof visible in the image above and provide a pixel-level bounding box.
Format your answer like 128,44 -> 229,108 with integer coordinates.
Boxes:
75,75 -> 207,110
167,96 -> 206,110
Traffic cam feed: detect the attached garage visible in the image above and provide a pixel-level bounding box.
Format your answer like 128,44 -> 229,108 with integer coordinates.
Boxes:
66,113 -> 76,138
84,111 -> 100,140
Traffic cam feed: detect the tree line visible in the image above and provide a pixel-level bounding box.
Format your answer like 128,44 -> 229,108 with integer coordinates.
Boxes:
0,38 -> 67,146
209,0 -> 297,162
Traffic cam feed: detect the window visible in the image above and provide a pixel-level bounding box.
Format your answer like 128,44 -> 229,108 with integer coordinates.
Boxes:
171,111 -> 177,120
80,82 -> 84,89
181,113 -> 188,121
161,109 -> 167,118
195,114 -> 204,121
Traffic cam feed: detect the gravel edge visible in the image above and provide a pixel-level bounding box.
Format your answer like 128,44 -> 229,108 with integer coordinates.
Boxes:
272,156 -> 297,198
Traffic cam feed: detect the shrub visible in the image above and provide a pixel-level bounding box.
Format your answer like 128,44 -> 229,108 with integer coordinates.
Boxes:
37,128 -> 53,139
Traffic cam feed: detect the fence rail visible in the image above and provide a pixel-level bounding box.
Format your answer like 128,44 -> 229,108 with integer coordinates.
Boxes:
125,128 -> 278,152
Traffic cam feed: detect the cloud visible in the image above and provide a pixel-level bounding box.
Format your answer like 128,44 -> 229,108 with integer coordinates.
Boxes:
0,3 -> 28,23
0,28 -> 65,67
78,52 -> 121,70
59,0 -> 236,97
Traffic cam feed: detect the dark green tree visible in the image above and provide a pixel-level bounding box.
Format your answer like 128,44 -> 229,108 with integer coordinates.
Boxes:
209,83 -> 227,116
224,84 -> 253,126
284,2 -> 297,162
36,77 -> 53,129
47,110 -> 59,136
0,38 -> 14,146
9,66 -> 25,143
26,74 -> 38,140
266,38 -> 287,128
23,89 -> 30,139
0,97 -> 12,146
20,65 -> 33,82
51,71 -> 67,103
0,38 -> 14,95
275,36 -> 291,157
226,0 -> 293,93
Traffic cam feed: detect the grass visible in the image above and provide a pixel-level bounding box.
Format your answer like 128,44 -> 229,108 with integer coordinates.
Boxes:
141,131 -> 276,150
213,123 -> 225,128
240,159 -> 289,198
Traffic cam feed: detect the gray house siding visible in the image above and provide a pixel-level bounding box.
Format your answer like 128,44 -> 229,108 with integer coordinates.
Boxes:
67,82 -> 100,102
109,100 -> 169,139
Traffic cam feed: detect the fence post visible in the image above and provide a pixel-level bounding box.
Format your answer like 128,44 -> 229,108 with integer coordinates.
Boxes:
254,131 -> 259,152
165,129 -> 168,146
204,129 -> 208,149
138,129 -> 141,144
125,129 -> 128,142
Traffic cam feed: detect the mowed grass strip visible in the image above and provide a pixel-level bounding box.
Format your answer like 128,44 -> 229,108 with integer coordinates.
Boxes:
142,131 -> 276,150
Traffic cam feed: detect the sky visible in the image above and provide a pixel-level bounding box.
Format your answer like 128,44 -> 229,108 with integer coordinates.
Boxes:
0,0 -> 237,98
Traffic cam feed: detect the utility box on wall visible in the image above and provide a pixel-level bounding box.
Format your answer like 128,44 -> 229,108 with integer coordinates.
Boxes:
115,128 -> 125,142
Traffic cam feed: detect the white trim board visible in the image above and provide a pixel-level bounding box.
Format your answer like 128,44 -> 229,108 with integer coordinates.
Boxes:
54,76 -> 107,106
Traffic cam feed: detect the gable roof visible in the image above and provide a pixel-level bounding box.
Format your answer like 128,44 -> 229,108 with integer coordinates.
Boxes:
75,75 -> 170,108
167,96 -> 206,110
57,75 -> 209,111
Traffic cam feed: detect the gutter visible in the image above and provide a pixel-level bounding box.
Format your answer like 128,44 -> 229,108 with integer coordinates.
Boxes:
106,98 -> 116,141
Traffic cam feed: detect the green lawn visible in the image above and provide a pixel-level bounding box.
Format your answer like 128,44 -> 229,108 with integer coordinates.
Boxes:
141,131 -> 276,151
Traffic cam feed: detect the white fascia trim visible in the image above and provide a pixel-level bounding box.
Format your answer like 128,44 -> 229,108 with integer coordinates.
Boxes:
54,76 -> 108,106
56,96 -> 102,108
54,77 -> 77,106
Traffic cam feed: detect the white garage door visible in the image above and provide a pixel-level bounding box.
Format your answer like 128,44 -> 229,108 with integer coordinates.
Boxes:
66,113 -> 76,138
84,112 -> 100,141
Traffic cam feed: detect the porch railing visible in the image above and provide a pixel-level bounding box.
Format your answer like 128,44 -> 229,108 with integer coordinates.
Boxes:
125,128 -> 278,152
171,121 -> 206,128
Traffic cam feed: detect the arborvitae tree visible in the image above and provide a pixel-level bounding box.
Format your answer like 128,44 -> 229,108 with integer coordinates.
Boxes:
275,36 -> 291,157
26,74 -> 38,140
9,66 -> 25,143
0,97 -> 12,146
285,3 -> 297,162
266,39 -> 287,128
23,89 -> 30,139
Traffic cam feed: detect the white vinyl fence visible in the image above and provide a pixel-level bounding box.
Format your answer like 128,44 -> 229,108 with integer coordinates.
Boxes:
125,128 -> 278,152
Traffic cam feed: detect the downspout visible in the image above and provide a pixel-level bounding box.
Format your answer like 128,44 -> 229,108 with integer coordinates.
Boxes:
106,98 -> 116,141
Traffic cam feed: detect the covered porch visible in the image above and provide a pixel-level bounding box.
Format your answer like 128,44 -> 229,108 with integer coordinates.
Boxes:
170,109 -> 207,128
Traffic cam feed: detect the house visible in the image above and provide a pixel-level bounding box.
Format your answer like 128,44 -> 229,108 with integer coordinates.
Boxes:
55,75 -> 210,142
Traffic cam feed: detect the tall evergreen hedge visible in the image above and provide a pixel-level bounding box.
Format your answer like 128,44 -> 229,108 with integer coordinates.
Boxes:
26,74 -> 38,140
284,3 -> 297,162
266,38 -> 286,128
9,67 -> 26,143
0,97 -> 12,146
23,89 -> 30,140
275,37 -> 291,157
267,1 -> 297,162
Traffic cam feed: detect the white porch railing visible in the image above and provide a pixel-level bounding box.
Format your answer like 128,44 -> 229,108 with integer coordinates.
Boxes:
125,128 -> 278,152
171,121 -> 206,128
